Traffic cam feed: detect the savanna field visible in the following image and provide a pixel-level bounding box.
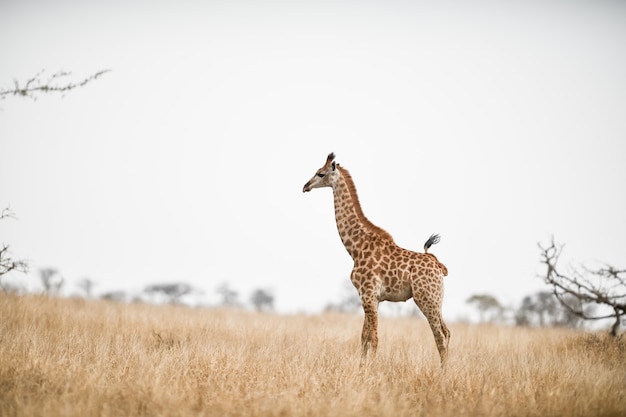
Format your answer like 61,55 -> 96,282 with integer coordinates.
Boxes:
1,294 -> 625,417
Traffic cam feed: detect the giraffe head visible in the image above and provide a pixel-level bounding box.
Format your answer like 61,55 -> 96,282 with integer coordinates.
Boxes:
302,152 -> 338,193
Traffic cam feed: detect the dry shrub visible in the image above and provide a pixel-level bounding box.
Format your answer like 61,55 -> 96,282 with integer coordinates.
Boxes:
1,294 -> 624,417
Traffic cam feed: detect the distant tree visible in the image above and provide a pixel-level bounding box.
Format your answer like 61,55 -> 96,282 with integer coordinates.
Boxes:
76,278 -> 96,298
216,283 -> 240,307
515,291 -> 550,327
39,268 -> 64,295
514,291 -> 584,328
0,69 -> 110,100
144,282 -> 195,305
0,207 -> 28,292
540,237 -> 625,336
101,291 -> 127,303
250,288 -> 274,312
467,294 -> 504,323
324,281 -> 362,313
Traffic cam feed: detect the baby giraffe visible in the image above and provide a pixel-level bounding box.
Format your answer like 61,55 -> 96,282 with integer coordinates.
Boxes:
303,153 -> 450,365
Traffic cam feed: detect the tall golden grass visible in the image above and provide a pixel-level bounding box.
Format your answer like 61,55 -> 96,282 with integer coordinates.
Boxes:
1,294 -> 624,417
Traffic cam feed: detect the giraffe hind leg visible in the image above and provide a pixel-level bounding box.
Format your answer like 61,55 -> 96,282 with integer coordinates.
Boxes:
435,311 -> 451,351
425,310 -> 449,365
413,293 -> 450,365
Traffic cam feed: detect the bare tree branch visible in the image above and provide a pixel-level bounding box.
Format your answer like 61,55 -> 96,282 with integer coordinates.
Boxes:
0,69 -> 110,100
0,245 -> 29,275
0,207 -> 29,292
540,237 -> 625,336
1,207 -> 17,220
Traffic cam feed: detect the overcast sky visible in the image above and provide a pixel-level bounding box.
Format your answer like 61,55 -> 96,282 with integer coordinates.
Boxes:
1,0 -> 625,319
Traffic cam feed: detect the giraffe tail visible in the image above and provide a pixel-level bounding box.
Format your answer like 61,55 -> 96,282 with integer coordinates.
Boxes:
424,233 -> 441,253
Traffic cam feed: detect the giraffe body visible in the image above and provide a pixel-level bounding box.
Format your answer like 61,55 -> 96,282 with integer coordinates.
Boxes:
303,153 -> 450,364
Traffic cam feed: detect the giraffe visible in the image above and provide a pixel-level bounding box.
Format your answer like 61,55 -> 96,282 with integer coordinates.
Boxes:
303,152 -> 450,365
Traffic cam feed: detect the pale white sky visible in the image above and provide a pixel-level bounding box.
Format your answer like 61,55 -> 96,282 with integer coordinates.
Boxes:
1,0 -> 625,319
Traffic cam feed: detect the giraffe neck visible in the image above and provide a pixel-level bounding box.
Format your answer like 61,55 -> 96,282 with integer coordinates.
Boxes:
332,166 -> 394,260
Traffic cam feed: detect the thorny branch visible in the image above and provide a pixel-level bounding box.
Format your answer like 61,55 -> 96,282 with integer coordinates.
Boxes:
0,69 -> 110,100
1,207 -> 17,220
0,207 -> 29,291
0,245 -> 28,276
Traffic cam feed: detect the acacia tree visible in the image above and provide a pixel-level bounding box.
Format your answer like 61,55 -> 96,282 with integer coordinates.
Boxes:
76,278 -> 96,298
250,288 -> 274,312
540,237 -> 625,336
1,69 -> 108,290
216,283 -> 240,308
0,69 -> 109,100
39,267 -> 64,295
144,283 -> 195,305
514,291 -> 585,328
467,294 -> 504,323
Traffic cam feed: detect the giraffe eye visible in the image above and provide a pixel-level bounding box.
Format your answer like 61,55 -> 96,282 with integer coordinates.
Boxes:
317,173 -> 325,178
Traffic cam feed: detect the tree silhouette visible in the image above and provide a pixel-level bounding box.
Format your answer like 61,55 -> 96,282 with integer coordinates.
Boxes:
467,294 -> 504,323
216,283 -> 240,308
144,283 -> 195,305
39,268 -> 64,295
540,237 -> 625,336
76,278 -> 96,298
101,291 -> 127,303
250,288 -> 274,312
514,291 -> 584,328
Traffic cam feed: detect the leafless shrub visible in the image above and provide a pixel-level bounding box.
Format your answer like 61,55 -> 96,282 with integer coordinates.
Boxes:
540,237 -> 625,336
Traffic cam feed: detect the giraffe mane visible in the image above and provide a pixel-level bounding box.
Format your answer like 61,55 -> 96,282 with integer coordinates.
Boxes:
336,165 -> 395,243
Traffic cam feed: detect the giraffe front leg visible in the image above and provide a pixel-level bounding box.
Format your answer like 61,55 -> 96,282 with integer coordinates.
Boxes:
360,297 -> 379,360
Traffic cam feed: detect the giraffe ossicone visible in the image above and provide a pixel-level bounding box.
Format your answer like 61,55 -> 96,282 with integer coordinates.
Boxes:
303,152 -> 450,365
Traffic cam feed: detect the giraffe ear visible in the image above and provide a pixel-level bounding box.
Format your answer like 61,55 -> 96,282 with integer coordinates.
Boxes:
332,161 -> 336,171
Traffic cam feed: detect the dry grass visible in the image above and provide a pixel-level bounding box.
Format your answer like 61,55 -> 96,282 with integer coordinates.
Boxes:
1,294 -> 624,417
